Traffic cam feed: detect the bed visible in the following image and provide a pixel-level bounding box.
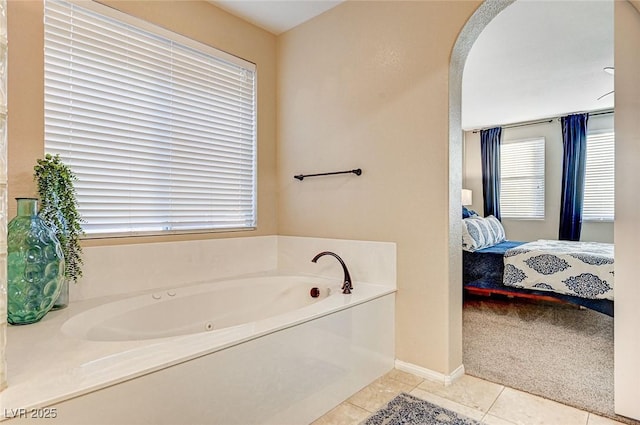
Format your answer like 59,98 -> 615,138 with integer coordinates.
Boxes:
461,214 -> 614,317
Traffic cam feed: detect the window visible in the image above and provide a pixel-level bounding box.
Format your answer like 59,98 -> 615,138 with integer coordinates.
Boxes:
500,138 -> 545,219
583,131 -> 615,221
44,0 -> 257,237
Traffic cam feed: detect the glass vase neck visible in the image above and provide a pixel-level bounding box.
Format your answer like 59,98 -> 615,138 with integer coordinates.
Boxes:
15,198 -> 38,217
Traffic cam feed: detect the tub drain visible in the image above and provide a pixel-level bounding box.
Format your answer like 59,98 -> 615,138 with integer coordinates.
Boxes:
204,322 -> 214,331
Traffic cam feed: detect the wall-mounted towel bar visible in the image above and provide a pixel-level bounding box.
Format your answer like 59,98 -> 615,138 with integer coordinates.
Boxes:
294,168 -> 362,181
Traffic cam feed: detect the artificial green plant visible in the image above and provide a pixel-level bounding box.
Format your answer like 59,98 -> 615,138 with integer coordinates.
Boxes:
33,153 -> 84,282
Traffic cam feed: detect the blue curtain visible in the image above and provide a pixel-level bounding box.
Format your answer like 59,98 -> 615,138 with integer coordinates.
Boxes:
559,113 -> 589,241
480,127 -> 502,220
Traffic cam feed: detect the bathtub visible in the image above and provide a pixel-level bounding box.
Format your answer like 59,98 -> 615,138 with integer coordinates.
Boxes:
1,274 -> 395,424
62,276 -> 340,341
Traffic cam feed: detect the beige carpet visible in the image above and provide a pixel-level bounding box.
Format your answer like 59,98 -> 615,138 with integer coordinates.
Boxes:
463,296 -> 639,424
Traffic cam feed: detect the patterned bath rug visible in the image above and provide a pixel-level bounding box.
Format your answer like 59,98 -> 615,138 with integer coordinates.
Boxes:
360,392 -> 481,425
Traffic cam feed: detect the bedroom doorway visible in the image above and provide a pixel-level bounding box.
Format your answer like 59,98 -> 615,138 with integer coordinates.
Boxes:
449,0 -> 640,421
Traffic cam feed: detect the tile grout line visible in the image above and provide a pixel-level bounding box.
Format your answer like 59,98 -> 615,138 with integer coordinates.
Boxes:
482,385 -> 507,423
344,400 -> 375,414
398,372 -> 499,423
361,372 -> 426,414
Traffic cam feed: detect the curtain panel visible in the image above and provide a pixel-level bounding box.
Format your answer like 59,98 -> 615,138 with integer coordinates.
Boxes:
559,113 -> 589,241
480,127 -> 503,220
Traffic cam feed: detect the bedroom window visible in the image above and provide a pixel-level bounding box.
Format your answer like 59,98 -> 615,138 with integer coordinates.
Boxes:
499,137 -> 545,219
44,0 -> 257,237
583,131 -> 615,221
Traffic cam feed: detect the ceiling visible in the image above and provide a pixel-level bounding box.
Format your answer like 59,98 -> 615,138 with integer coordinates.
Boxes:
210,0 -> 614,131
462,0 -> 614,130
212,0 -> 344,34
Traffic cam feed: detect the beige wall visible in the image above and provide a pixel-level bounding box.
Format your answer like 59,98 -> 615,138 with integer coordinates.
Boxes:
7,0 -> 278,246
278,0 -> 480,374
463,114 -> 614,243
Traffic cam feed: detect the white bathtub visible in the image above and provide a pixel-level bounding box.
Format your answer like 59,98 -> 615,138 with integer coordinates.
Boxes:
62,276 -> 338,341
2,274 -> 395,424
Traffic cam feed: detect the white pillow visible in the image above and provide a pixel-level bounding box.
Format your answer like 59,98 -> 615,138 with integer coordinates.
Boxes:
462,216 -> 505,252
484,215 -> 506,243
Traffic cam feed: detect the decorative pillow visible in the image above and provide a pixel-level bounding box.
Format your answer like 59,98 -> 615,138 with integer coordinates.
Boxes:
462,206 -> 478,219
462,217 -> 490,251
484,215 -> 506,244
462,216 -> 505,252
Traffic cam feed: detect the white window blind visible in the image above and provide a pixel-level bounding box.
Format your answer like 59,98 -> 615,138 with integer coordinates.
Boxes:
44,0 -> 257,237
500,137 -> 545,219
583,131 -> 615,221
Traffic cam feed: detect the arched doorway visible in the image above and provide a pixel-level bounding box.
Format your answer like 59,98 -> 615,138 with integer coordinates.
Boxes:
445,0 -> 512,381
448,0 -> 640,420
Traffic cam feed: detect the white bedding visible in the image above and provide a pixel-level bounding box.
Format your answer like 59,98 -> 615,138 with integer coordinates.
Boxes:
503,240 -> 614,300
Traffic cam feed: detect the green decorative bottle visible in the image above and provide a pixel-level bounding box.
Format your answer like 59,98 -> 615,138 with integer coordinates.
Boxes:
7,198 -> 64,325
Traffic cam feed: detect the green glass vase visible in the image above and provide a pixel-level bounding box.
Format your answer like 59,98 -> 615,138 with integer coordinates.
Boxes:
7,198 -> 65,325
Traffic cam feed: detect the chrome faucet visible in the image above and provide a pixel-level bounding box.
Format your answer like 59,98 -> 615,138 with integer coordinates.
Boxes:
311,251 -> 353,294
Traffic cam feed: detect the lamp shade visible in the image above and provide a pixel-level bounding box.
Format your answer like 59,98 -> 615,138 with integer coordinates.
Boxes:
461,189 -> 473,206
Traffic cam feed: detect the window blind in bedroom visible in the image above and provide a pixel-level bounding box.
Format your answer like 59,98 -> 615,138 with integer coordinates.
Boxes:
583,131 -> 615,221
500,137 -> 545,220
44,0 -> 257,237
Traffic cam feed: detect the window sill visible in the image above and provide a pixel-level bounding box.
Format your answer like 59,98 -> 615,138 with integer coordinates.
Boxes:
82,226 -> 258,241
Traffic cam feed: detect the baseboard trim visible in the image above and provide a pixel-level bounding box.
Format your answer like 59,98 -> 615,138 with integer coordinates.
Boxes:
395,360 -> 465,386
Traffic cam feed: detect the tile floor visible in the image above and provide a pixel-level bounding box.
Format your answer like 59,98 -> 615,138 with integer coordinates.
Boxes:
312,369 -> 626,425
